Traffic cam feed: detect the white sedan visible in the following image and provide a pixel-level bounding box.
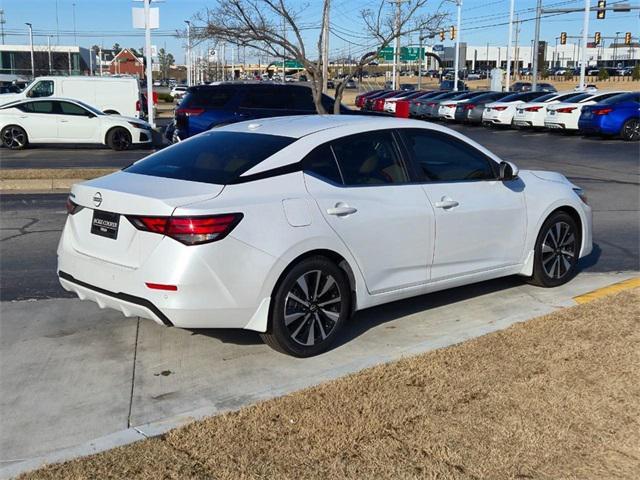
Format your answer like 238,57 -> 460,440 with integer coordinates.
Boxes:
58,115 -> 592,357
0,98 -> 152,150
483,91 -> 551,126
544,90 -> 628,131
512,91 -> 591,128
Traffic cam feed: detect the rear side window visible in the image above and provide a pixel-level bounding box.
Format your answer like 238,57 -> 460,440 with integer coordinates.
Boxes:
302,144 -> 342,184
124,132 -> 295,185
182,88 -> 235,108
330,130 -> 409,186
401,129 -> 496,182
240,87 -> 315,111
21,101 -> 54,113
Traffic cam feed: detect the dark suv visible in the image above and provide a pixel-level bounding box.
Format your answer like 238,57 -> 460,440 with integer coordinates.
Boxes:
171,83 -> 354,140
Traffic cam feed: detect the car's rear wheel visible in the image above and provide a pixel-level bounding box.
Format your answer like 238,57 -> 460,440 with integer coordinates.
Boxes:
529,211 -> 581,287
107,127 -> 132,151
261,256 -> 351,357
621,119 -> 639,141
1,125 -> 28,150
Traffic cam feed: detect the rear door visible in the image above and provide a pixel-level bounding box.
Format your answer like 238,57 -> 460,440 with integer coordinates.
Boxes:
399,128 -> 526,281
18,100 -> 58,141
304,129 -> 434,294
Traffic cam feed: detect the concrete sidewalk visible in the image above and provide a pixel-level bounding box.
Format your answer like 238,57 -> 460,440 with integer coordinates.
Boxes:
1,271 -> 637,478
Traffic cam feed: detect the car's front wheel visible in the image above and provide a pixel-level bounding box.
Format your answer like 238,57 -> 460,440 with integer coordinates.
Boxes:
261,256 -> 351,357
1,125 -> 28,150
621,118 -> 639,141
106,127 -> 132,151
529,211 -> 581,287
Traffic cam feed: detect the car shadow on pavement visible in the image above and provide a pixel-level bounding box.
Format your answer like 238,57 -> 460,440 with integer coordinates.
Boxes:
577,242 -> 602,271
187,328 -> 262,345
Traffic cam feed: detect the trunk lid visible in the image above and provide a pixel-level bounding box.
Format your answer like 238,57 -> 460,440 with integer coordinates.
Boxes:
67,171 -> 224,268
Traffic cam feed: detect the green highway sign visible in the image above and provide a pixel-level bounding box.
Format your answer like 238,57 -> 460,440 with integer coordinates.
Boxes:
283,60 -> 304,69
378,47 -> 425,62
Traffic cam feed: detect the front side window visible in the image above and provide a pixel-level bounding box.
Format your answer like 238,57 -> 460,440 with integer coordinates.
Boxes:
400,129 -> 496,182
124,131 -> 295,185
330,130 -> 409,186
27,80 -> 54,98
58,101 -> 89,116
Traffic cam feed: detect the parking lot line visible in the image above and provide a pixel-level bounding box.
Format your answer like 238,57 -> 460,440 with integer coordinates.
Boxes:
573,277 -> 640,304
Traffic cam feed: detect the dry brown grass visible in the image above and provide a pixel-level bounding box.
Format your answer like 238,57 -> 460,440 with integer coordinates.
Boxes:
0,168 -> 117,180
21,288 -> 640,480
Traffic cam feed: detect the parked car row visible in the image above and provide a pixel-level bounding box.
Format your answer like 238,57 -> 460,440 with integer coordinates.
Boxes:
354,87 -> 639,142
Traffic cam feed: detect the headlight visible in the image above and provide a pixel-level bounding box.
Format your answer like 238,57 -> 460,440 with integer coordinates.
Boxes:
128,121 -> 149,130
573,187 -> 588,205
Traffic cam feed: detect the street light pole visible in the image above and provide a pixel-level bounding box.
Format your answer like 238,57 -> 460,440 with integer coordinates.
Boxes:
453,0 -> 462,92
578,0 -> 590,91
505,0 -> 515,91
185,20 -> 191,86
25,23 -> 34,78
531,0 -> 542,91
321,0 -> 330,94
144,0 -> 154,127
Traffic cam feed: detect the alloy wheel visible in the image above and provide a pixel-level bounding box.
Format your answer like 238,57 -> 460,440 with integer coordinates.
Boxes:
112,129 -> 131,150
284,270 -> 342,346
623,119 -> 639,141
541,221 -> 577,279
2,127 -> 26,149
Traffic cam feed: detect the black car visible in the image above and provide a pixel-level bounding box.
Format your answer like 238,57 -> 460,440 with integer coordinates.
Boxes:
169,83 -> 361,141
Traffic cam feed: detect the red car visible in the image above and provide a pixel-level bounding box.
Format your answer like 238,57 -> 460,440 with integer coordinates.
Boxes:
355,89 -> 386,109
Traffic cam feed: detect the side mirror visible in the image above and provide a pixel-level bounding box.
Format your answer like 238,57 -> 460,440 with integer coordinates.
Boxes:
499,161 -> 519,181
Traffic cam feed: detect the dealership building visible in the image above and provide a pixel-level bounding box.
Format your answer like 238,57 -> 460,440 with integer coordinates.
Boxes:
0,44 -> 97,77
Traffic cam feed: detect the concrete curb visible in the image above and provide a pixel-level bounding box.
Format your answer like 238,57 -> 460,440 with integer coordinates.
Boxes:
1,178 -> 81,191
1,272 -> 638,479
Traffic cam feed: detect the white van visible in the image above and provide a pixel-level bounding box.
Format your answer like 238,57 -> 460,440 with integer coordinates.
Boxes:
0,76 -> 143,118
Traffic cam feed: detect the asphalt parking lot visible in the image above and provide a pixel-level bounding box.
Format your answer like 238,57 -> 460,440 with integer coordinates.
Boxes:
1,124 -> 638,475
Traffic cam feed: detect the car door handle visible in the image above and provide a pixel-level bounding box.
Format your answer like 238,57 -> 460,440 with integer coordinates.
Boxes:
327,204 -> 357,216
434,198 -> 459,209
60,119 -> 69,123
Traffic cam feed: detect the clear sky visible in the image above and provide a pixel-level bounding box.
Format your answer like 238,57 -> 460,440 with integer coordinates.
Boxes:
1,0 -> 638,62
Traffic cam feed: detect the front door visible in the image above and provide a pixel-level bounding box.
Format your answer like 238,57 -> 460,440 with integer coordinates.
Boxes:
399,128 -> 526,282
55,101 -> 99,141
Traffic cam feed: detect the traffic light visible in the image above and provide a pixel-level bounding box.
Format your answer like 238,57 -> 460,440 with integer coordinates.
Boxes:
560,32 -> 567,45
594,32 -> 601,45
450,25 -> 456,40
596,1 -> 606,19
439,30 -> 445,41
625,32 -> 632,45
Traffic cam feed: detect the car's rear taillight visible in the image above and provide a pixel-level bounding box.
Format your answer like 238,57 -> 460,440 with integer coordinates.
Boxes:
464,103 -> 476,110
592,107 -> 613,116
176,107 -> 205,116
66,197 -> 83,215
135,100 -> 141,112
414,102 -> 422,106
525,106 -> 543,112
427,102 -> 436,107
493,106 -> 508,111
555,107 -> 576,113
443,103 -> 456,108
128,213 -> 243,245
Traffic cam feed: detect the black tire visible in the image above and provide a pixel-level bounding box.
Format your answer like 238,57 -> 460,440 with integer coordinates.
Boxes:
1,125 -> 28,150
106,127 -> 132,151
621,118 -> 639,142
529,211 -> 581,288
260,256 -> 351,357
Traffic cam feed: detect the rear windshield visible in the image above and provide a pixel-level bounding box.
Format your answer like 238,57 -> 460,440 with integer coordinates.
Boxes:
124,131 -> 295,185
182,87 -> 235,108
598,92 -> 639,104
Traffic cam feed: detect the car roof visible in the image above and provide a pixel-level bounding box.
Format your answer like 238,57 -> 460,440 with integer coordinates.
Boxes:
221,114 -> 445,139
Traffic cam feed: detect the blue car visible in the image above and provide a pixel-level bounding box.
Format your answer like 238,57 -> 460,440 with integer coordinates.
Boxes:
578,91 -> 640,141
171,83 -> 354,140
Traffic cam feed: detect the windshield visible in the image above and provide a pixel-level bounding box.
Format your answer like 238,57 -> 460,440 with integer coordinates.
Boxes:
125,131 -> 295,185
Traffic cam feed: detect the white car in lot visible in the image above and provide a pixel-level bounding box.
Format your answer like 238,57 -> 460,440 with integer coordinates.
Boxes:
437,91 -> 490,120
170,85 -> 188,100
544,90 -> 628,131
57,116 -> 592,357
0,98 -> 152,150
483,91 -> 551,126
512,91 -> 591,128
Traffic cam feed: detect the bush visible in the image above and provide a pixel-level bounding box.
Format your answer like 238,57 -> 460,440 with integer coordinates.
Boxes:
157,93 -> 174,103
540,69 -> 550,79
633,65 -> 640,81
564,70 -> 574,80
598,68 -> 610,81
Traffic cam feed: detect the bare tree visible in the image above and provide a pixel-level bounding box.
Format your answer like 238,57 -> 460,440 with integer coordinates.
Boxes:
191,0 -> 447,114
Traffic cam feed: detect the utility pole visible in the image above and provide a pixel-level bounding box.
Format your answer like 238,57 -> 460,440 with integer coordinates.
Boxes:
514,14 -> 520,80
72,3 -> 77,45
531,0 -> 543,90
48,36 -> 52,74
417,29 -> 424,90
453,0 -> 462,92
0,10 -> 6,45
321,0 -> 330,93
25,23 -> 35,78
144,0 -> 154,127
99,47 -> 103,76
184,20 -> 191,86
389,0 -> 408,90
505,0 -> 515,91
578,0 -> 590,91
